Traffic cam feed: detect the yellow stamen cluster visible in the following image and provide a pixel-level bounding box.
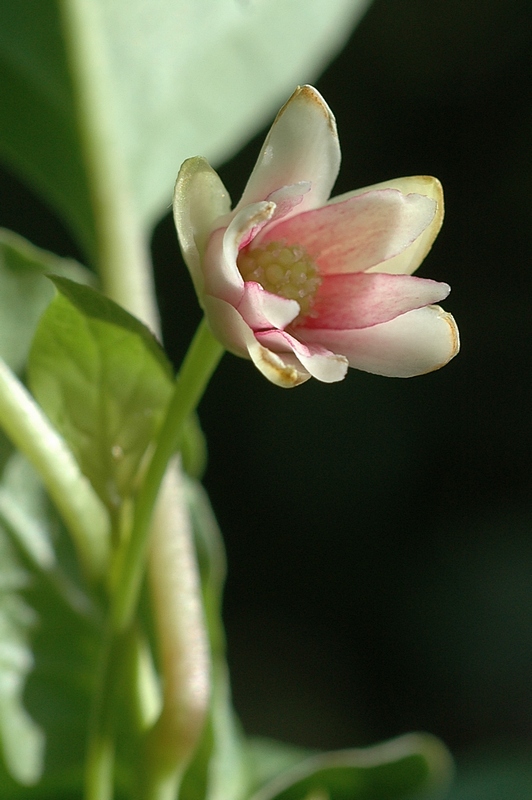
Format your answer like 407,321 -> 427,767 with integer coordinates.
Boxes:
237,240 -> 321,322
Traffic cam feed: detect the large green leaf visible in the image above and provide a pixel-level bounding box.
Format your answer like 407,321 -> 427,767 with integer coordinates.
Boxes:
0,228 -> 93,376
28,277 -> 174,508
0,0 -> 371,253
83,0 -> 373,230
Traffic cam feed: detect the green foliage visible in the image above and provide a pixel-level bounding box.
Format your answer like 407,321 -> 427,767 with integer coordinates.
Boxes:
0,524 -> 43,786
245,734 -> 453,800
0,452 -> 101,793
0,228 -> 93,376
0,233 -> 110,580
28,278 -> 174,509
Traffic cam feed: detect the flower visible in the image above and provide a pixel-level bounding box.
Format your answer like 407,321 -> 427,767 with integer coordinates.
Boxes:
174,85 -> 459,388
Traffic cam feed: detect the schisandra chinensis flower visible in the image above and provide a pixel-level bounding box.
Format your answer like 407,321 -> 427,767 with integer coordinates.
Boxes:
174,85 -> 459,387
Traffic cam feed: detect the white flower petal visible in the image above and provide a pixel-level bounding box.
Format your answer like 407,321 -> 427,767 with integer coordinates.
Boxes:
238,282 -> 300,331
257,329 -> 348,383
173,157 -> 231,295
202,295 -> 252,357
236,86 -> 341,218
301,305 -> 459,377
202,295 -> 311,390
247,342 -> 312,388
329,176 -> 444,275
266,181 -> 311,221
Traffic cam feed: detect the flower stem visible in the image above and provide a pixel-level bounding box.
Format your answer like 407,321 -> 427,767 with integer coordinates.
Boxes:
85,627 -> 129,800
112,318 -> 224,634
59,0 -> 160,331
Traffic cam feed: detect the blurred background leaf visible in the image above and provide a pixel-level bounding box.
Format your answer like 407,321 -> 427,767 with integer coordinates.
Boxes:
0,0 -> 371,259
0,452 -> 101,795
247,733 -> 453,800
0,229 -> 92,376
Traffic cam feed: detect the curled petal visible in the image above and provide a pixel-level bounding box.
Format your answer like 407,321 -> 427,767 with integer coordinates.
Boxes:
202,295 -> 252,357
256,329 -> 348,383
237,86 -> 340,218
202,296 -> 313,388
301,305 -> 460,377
247,343 -> 311,388
304,272 -> 450,330
173,157 -> 231,295
205,202 -> 275,302
330,176 -> 444,275
261,189 -> 436,275
266,182 -> 311,221
238,282 -> 300,331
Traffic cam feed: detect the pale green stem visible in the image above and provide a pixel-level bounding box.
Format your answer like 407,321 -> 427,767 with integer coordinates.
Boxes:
59,0 -> 159,330
142,462 -> 210,800
0,358 -> 109,581
85,733 -> 115,800
112,318 -> 224,634
84,626 -> 128,800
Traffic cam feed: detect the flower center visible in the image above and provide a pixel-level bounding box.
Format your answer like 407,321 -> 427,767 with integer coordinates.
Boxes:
237,240 -> 321,321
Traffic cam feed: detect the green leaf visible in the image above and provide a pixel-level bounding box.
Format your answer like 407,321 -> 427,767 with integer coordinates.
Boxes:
246,739 -> 313,795
247,733 -> 453,800
28,277 -> 173,508
0,451 -> 100,792
0,228 -> 94,376
0,0 -> 371,251
0,534 -> 44,786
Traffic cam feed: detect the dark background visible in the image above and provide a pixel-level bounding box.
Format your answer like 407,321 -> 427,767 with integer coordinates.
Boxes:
2,0 -> 532,774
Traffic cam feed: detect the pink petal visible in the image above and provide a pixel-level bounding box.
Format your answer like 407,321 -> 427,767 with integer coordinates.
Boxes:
203,296 -> 311,388
301,305 -> 460,377
330,176 -> 444,276
261,189 -> 436,275
236,86 -> 340,219
237,282 -> 300,331
256,329 -> 348,383
204,201 -> 275,302
302,272 -> 450,330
